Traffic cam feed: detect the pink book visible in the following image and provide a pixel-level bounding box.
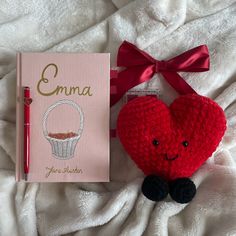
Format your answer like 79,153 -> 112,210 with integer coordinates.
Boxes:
16,53 -> 110,182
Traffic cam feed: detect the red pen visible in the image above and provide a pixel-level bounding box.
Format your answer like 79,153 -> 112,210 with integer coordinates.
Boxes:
24,87 -> 31,181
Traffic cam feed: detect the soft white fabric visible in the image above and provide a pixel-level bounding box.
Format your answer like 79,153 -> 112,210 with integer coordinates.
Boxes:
0,0 -> 236,235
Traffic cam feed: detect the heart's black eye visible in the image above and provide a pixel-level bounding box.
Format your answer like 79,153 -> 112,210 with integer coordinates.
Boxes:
152,139 -> 159,146
182,141 -> 189,147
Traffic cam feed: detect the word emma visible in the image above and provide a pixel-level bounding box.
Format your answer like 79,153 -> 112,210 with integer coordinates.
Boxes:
45,166 -> 83,178
37,63 -> 93,96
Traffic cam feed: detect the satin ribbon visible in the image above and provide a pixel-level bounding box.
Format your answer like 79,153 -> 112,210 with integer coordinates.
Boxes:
110,41 -> 210,106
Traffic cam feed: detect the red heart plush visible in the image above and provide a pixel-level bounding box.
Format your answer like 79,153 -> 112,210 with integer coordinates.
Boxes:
117,94 -> 226,181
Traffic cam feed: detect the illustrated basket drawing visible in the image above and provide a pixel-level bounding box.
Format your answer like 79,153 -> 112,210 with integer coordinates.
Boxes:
43,100 -> 84,160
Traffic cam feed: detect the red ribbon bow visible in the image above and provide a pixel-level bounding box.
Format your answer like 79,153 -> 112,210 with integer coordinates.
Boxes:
110,41 -> 210,106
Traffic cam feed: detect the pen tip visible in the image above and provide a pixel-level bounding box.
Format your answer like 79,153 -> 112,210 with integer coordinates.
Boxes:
25,174 -> 28,181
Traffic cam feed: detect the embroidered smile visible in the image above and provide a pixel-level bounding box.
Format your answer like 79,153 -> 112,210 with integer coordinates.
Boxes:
164,154 -> 179,161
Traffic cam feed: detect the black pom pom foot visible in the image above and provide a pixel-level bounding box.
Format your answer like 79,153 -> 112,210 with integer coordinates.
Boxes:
169,178 -> 196,204
141,175 -> 169,201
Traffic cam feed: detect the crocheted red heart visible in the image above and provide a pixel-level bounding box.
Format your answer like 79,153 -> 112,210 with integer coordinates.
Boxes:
117,94 -> 226,180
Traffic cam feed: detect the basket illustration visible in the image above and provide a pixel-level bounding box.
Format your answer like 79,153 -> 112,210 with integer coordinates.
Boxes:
43,99 -> 84,160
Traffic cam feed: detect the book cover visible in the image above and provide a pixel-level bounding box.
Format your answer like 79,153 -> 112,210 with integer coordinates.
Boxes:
16,53 -> 110,182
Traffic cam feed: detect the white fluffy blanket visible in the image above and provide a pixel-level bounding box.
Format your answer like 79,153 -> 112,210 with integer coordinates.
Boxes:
0,0 -> 236,235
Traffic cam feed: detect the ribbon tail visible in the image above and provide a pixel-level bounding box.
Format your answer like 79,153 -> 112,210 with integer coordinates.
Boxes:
161,71 -> 197,95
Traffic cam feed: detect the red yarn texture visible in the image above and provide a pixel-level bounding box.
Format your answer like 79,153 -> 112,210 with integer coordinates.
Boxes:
117,94 -> 226,181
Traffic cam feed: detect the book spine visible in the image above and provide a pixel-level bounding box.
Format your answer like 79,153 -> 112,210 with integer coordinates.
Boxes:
16,53 -> 22,181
